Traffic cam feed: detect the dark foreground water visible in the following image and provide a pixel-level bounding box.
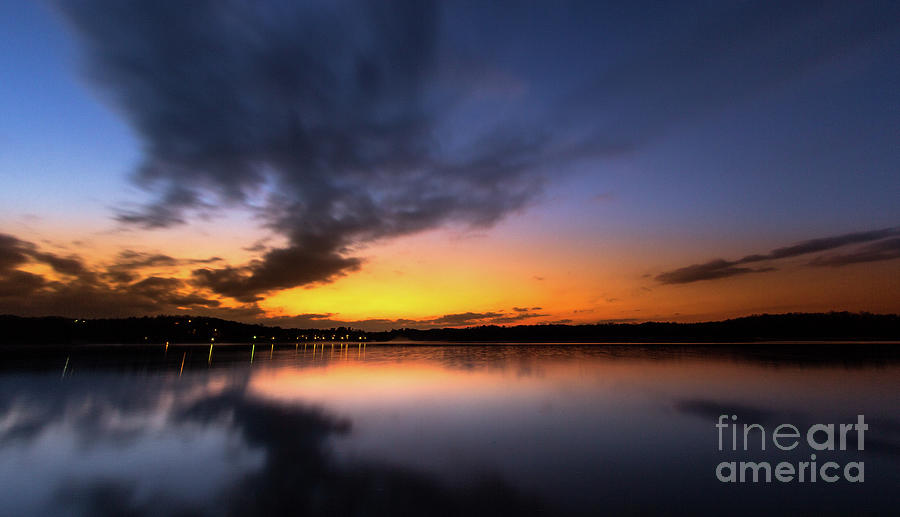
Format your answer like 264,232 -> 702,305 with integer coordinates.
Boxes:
0,342 -> 898,516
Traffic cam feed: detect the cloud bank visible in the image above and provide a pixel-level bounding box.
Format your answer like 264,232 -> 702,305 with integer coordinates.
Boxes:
0,233 -> 239,319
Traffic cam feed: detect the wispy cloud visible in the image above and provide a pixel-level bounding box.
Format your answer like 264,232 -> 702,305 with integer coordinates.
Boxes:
808,237 -> 900,267
656,227 -> 900,284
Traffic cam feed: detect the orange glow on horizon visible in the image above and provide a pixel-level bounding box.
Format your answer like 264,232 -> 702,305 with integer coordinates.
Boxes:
6,214 -> 900,327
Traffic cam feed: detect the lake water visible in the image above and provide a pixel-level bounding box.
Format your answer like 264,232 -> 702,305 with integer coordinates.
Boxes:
0,343 -> 898,516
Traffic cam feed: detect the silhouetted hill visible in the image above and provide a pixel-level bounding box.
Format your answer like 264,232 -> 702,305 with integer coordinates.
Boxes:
0,312 -> 898,345
373,312 -> 900,343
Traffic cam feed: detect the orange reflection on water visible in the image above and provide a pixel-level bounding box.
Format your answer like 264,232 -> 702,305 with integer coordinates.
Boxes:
247,346 -> 900,418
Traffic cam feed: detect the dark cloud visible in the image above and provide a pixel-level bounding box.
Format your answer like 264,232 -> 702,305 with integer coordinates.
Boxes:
428,312 -> 505,327
0,233 -> 236,318
261,313 -> 350,329
488,312 -> 547,325
128,276 -> 221,308
114,185 -> 211,229
242,239 -> 270,253
0,234 -> 96,292
762,227 -> 900,261
104,250 -> 222,284
30,252 -> 91,278
0,234 -> 92,280
55,0 -> 562,302
115,250 -> 180,268
808,237 -> 900,267
0,270 -> 46,298
421,310 -> 547,327
510,306 -> 544,313
0,279 -> 224,319
657,227 -> 900,284
0,234 -> 34,271
656,261 -> 777,285
192,245 -> 362,303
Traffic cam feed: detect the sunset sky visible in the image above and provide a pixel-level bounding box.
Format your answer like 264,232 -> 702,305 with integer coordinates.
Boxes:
1,1 -> 899,330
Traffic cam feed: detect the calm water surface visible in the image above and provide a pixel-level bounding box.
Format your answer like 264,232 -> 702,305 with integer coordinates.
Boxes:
0,343 -> 898,516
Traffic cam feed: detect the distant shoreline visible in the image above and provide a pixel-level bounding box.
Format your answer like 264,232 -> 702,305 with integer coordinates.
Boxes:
1,312 -> 899,346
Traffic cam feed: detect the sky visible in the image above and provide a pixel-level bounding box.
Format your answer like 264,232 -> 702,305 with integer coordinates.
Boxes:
1,0 -> 898,330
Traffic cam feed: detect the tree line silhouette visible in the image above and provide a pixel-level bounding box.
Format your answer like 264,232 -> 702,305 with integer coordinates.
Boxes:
1,312 -> 898,345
